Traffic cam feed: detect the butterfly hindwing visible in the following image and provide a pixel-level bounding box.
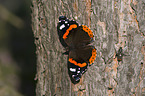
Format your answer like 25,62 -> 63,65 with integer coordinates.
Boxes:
69,46 -> 96,66
64,25 -> 93,47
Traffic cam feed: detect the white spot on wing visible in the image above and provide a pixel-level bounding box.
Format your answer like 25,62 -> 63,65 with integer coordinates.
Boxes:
70,68 -> 76,72
77,71 -> 80,73
72,75 -> 75,77
65,21 -> 68,24
59,24 -> 65,30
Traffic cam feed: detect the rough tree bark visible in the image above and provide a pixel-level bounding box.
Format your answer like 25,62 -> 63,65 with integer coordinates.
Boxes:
32,0 -> 145,96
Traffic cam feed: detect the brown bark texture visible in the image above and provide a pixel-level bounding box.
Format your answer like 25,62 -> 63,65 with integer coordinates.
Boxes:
32,0 -> 145,96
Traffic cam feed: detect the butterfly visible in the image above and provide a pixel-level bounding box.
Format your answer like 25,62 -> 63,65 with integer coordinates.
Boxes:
57,16 -> 96,84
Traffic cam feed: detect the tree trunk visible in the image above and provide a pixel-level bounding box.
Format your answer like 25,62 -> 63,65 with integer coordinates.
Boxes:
32,0 -> 145,96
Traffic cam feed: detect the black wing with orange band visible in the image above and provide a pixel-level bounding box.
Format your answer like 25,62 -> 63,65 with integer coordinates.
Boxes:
67,46 -> 96,83
57,16 -> 78,48
63,25 -> 94,47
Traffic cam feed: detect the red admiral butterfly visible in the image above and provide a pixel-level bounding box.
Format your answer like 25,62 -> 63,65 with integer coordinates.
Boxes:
57,16 -> 96,84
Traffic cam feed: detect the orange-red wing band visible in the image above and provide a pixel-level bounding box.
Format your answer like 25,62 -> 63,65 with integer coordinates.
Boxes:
69,58 -> 87,67
69,48 -> 97,67
118,59 -> 122,61
82,25 -> 93,38
63,24 -> 77,39
89,48 -> 97,65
